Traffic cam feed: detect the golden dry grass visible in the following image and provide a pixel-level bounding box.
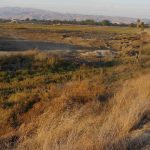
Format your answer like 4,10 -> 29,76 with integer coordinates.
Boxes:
0,23 -> 138,34
15,73 -> 150,150
0,24 -> 150,150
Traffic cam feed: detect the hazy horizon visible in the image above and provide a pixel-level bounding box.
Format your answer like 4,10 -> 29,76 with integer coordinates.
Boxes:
0,0 -> 150,19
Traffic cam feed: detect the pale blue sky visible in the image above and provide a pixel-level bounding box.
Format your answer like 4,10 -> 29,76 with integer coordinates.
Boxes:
0,0 -> 150,18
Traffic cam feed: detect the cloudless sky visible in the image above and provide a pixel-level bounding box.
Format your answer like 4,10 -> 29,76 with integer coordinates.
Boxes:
0,0 -> 150,18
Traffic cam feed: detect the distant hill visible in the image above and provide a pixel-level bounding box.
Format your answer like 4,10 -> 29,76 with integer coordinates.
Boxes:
0,7 -> 150,24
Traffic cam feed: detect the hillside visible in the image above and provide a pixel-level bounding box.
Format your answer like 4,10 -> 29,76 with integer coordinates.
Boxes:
0,7 -> 150,24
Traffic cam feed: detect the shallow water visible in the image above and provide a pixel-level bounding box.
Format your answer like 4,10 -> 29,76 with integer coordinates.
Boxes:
0,38 -> 91,51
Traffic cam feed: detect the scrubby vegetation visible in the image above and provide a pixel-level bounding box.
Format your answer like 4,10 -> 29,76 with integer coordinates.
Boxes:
0,24 -> 149,150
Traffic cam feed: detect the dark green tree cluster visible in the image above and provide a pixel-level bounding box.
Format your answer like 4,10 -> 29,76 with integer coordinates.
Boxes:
22,19 -> 114,26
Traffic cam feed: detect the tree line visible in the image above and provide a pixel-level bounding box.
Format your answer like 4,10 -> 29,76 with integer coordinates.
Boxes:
0,18 -> 149,27
23,19 -> 125,26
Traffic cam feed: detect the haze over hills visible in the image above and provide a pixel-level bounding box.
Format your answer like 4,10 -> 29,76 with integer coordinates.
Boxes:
0,7 -> 150,24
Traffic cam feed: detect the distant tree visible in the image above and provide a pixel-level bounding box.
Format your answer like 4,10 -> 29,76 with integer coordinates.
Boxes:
129,23 -> 136,27
72,19 -> 77,24
81,20 -> 96,25
100,20 -> 111,26
137,19 -> 141,29
25,18 -> 30,22
31,19 -> 37,22
136,19 -> 145,31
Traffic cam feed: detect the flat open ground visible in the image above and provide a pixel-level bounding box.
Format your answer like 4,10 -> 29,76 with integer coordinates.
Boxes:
0,23 -> 149,150
0,23 -> 140,51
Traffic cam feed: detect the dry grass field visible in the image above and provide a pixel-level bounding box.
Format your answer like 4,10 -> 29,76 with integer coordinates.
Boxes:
0,23 -> 149,150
